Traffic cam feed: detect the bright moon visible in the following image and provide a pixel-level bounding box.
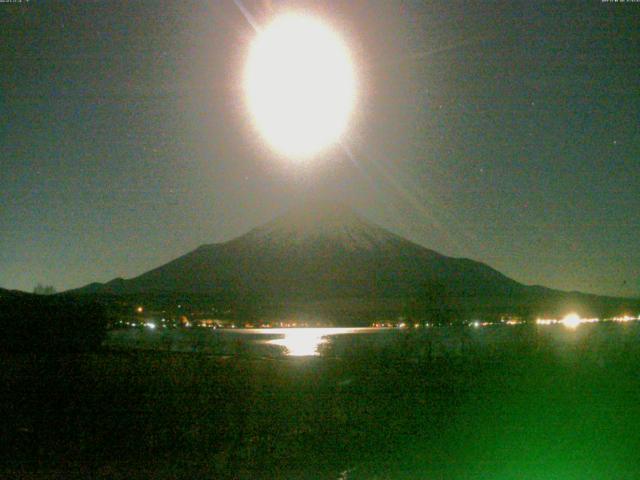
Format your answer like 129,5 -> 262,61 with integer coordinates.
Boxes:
244,13 -> 356,159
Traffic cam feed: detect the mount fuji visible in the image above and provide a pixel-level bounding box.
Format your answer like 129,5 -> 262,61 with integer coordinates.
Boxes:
69,199 -> 638,320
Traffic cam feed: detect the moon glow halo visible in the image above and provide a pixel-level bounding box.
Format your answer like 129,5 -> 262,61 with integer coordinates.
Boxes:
244,13 -> 356,159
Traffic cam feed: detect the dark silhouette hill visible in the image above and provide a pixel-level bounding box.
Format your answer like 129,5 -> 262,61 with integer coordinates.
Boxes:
0,289 -> 107,352
0,288 -> 32,299
67,200 -> 639,320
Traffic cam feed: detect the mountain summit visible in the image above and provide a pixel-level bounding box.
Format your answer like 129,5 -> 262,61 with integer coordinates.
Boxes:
70,200 -> 638,320
237,200 -> 401,251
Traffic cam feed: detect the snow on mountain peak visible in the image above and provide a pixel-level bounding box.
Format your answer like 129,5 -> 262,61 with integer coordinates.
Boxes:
238,201 -> 400,251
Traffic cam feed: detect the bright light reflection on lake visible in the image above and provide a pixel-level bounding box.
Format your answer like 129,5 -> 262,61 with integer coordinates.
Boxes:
267,330 -> 328,356
253,328 -> 373,356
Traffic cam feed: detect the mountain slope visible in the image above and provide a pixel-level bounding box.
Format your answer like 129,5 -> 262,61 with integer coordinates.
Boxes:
74,201 -> 519,297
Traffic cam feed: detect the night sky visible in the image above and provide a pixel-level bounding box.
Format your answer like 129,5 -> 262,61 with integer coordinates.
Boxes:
1,1 -> 638,297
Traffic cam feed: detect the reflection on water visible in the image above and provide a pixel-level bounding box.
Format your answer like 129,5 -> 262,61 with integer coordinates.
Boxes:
105,326 -> 383,357
261,328 -> 362,356
266,330 -> 328,356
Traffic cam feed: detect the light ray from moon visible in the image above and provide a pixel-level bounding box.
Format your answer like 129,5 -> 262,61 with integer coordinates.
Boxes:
232,0 -> 260,32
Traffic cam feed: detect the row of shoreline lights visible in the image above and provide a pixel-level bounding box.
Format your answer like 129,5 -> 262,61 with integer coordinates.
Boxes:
536,313 -> 639,329
462,313 -> 638,330
391,313 -> 639,330
130,308 -> 638,331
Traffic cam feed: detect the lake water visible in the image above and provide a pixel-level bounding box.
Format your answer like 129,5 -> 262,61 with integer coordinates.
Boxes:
105,322 -> 640,358
106,326 -> 385,356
